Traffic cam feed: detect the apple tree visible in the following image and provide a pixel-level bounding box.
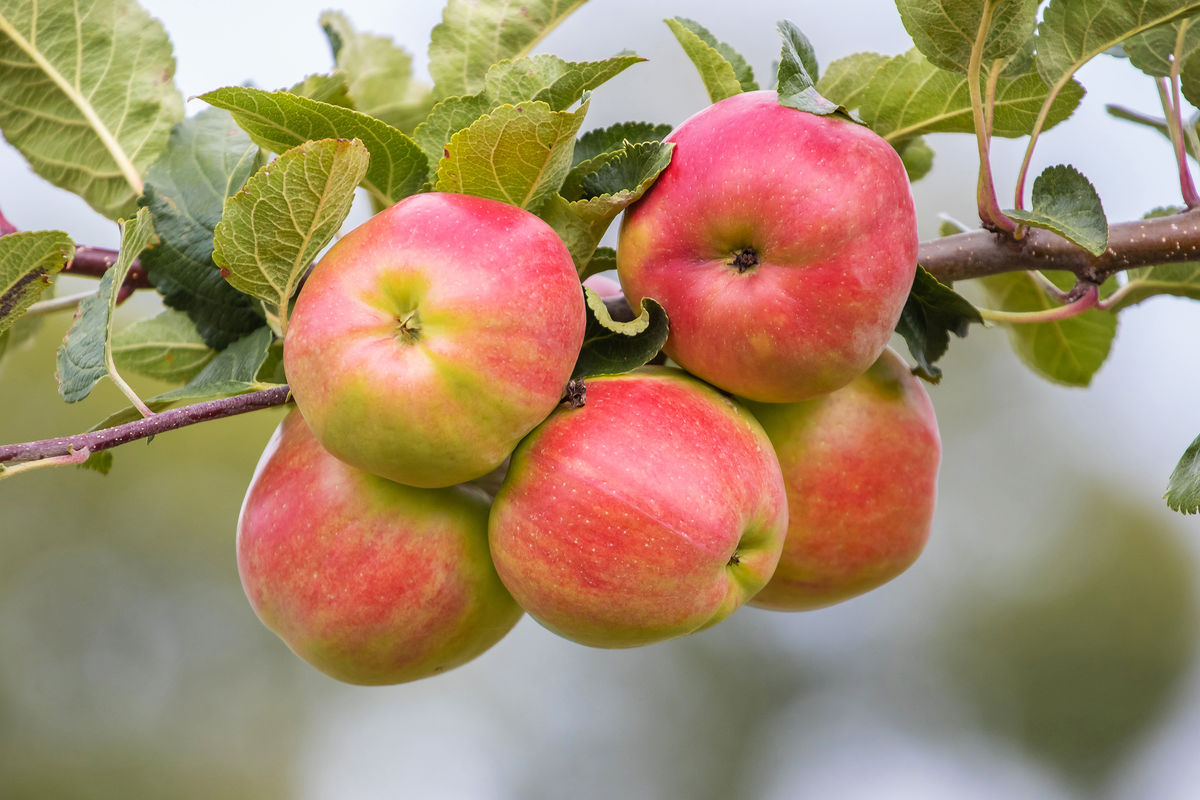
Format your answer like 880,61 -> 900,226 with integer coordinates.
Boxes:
1,0 -> 1199,685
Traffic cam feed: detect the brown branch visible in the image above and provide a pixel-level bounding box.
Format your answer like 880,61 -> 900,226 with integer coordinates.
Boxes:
0,386 -> 291,468
66,246 -> 152,289
918,208 -> 1200,285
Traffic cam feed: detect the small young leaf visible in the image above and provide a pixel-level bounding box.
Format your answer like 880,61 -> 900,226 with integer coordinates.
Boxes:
436,100 -> 589,210
776,21 -> 841,116
1166,432 -> 1200,514
57,208 -> 157,403
573,121 -> 673,165
1037,0 -> 1200,93
429,0 -> 590,99
200,87 -> 427,206
320,11 -> 433,132
213,138 -> 370,334
111,310 -> 215,384
979,269 -> 1116,387
541,140 -> 674,271
895,266 -> 983,381
138,109 -> 265,350
1005,165 -> 1108,256
1123,18 -> 1200,78
0,0 -> 185,219
896,0 -> 1037,75
665,17 -> 753,103
0,230 -> 74,337
572,288 -> 669,380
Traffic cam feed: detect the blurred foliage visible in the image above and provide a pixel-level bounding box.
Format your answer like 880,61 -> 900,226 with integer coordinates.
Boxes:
939,491 -> 1198,785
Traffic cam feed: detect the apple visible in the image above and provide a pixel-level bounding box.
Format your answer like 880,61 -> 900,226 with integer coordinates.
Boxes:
489,367 -> 788,648
742,348 -> 940,611
284,192 -> 586,488
617,90 -> 918,403
237,409 -> 523,685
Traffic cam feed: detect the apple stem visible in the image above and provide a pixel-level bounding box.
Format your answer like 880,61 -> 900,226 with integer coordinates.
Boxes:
977,283 -> 1099,324
968,4 -> 1017,235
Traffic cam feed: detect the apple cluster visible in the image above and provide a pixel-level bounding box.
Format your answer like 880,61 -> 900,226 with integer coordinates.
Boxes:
236,90 -> 941,685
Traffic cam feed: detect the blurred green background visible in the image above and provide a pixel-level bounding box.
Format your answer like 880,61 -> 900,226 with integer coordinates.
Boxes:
2,2 -> 1200,798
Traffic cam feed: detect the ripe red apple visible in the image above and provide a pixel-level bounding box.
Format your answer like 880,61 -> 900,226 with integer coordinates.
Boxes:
284,192 -> 586,488
743,348 -> 940,611
489,368 -> 788,648
237,410 -> 522,685
617,90 -> 918,402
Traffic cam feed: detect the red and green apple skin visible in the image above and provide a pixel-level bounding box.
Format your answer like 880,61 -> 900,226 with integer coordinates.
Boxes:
617,90 -> 918,403
237,410 -> 522,685
743,348 -> 940,611
489,368 -> 788,648
284,192 -> 586,488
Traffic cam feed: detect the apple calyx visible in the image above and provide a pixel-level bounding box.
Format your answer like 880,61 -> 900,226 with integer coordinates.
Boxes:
728,246 -> 760,274
395,309 -> 422,343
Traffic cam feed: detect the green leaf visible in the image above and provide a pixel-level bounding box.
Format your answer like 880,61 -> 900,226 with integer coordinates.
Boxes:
288,73 -> 354,108
573,121 -> 673,165
78,450 -> 114,475
542,140 -> 674,271
895,266 -> 982,382
1004,165 -> 1108,256
56,208 -> 157,403
486,53 -> 643,110
1183,51 -> 1200,109
664,17 -> 754,103
0,0 -> 184,219
199,86 -> 427,206
854,49 -> 1084,142
776,21 -> 841,116
816,52 -> 890,109
111,309 -> 215,384
979,269 -> 1116,387
1037,0 -> 1200,93
0,230 -> 74,337
582,246 -> 617,278
898,136 -> 935,181
1166,432 -> 1200,514
415,53 -> 642,174
572,289 -> 668,380
413,94 -> 493,169
435,99 -> 589,209
320,10 -> 432,132
138,109 -> 266,350
150,325 -> 275,404
428,0 -> 590,99
896,0 -> 1038,74
213,138 -> 369,335
1123,17 -> 1200,77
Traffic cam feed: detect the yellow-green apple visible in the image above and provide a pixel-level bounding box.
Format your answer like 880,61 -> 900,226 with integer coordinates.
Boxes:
284,192 -> 586,488
489,367 -> 788,648
617,90 -> 918,402
237,410 -> 522,685
743,348 -> 940,611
